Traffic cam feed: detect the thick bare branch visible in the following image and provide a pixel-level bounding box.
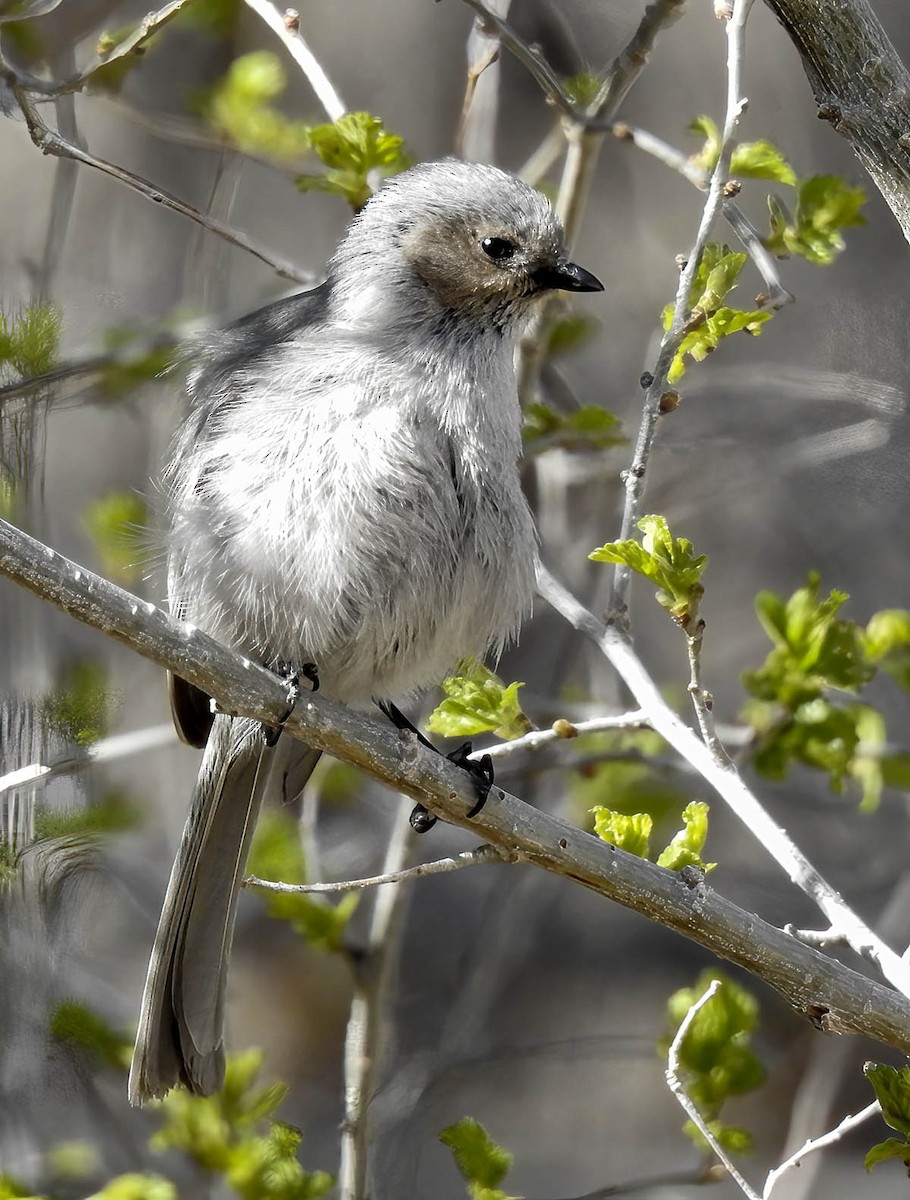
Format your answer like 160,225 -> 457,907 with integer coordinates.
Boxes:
762,0 -> 910,244
4,517 -> 910,1055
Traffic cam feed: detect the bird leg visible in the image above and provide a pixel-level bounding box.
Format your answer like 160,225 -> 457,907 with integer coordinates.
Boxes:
263,660 -> 319,747
376,701 -> 495,832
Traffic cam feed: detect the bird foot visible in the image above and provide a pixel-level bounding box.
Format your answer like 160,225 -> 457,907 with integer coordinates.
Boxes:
263,660 -> 319,747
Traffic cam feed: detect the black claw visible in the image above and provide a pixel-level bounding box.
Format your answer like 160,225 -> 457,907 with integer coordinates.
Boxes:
377,703 -> 495,825
301,662 -> 320,692
263,661 -> 304,746
448,744 -> 495,817
409,804 -> 437,833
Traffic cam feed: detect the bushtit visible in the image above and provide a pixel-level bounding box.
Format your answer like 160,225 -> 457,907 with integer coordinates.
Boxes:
128,159 -> 602,1104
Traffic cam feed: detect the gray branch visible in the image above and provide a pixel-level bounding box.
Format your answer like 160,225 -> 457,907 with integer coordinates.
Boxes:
763,0 -> 910,243
3,515 -> 910,1055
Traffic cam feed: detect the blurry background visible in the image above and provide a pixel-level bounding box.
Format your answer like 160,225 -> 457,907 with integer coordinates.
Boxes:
2,0 -> 910,1196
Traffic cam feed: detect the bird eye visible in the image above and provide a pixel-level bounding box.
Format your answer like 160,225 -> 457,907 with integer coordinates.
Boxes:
480,236 -> 516,262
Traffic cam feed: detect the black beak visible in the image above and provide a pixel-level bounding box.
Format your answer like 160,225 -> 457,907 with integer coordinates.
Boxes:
532,258 -> 604,293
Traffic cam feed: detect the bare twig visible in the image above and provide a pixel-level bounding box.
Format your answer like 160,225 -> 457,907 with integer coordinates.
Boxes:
762,1101 -> 880,1197
666,980 -> 762,1200
5,519 -> 910,1051
4,0 -> 194,96
685,620 -> 732,764
593,0 -> 687,118
241,0 -> 346,121
456,0 -> 511,161
474,711 -> 649,761
10,86 -> 314,286
608,0 -> 756,619
606,120 -> 794,306
0,724 -> 176,799
458,0 -> 576,115
245,843 -> 511,894
538,563 -> 910,997
338,804 -> 414,1200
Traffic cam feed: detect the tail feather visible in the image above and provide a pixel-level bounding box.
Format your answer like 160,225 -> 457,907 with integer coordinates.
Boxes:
129,716 -> 321,1104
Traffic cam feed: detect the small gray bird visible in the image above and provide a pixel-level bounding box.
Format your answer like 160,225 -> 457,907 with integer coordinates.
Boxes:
128,159 -> 602,1104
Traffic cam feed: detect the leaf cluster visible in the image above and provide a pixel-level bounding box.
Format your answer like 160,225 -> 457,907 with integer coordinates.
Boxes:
590,514 -> 707,626
296,111 -> 409,211
661,243 -> 771,384
592,799 -> 715,873
82,491 -> 148,585
690,117 -> 866,267
42,660 -> 117,746
742,574 -> 910,809
150,1050 -> 332,1199
427,658 -> 532,741
765,176 -> 866,265
523,401 -> 625,453
0,301 -> 61,382
49,1000 -> 132,1071
864,1062 -> 910,1172
660,971 -> 764,1155
439,1118 -> 520,1200
247,811 -> 358,952
206,51 -> 312,162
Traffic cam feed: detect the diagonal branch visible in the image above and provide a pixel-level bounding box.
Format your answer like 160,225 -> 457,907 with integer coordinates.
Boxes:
9,85 -> 314,286
762,0 -> 910,245
3,515 -> 910,1054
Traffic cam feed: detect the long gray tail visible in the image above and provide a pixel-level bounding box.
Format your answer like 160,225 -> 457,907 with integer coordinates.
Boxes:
129,714 -> 320,1104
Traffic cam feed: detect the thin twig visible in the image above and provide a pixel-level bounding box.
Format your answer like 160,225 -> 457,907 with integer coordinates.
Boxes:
245,843 -> 511,894
762,1101 -> 880,1197
10,86 -> 314,286
338,804 -> 414,1200
538,563 -> 910,997
241,0 -> 346,121
473,711 -> 649,762
4,0 -> 194,96
456,0 -> 511,162
685,620 -> 731,764
0,724 -> 177,798
593,0 -> 687,118
606,120 -> 794,306
608,0 -> 756,619
666,980 -> 762,1200
459,0 -> 576,115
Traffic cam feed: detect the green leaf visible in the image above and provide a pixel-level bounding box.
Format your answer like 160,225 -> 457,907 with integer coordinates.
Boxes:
206,51 -> 312,161
865,609 -> 910,691
688,115 -> 721,173
865,1137 -> 910,1171
656,801 -> 716,872
49,1000 -> 131,1070
82,491 -> 148,585
42,660 -> 116,746
87,1175 -> 177,1200
865,1063 -> 910,1137
731,140 -> 796,184
591,808 -> 652,857
426,659 -> 532,741
34,790 -> 139,841
765,175 -> 866,265
660,971 -> 764,1137
439,1118 -> 513,1190
248,811 -> 358,953
0,1174 -> 44,1200
683,1118 -> 754,1155
0,300 -> 61,381
590,514 -> 707,626
522,402 -> 625,452
545,312 -> 599,357
298,112 -> 409,210
660,244 -> 773,381
563,70 -> 601,107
